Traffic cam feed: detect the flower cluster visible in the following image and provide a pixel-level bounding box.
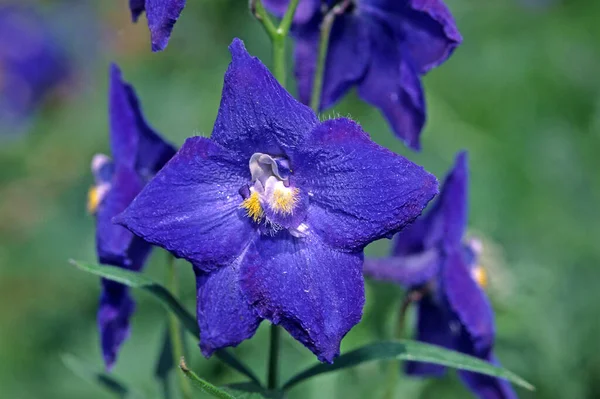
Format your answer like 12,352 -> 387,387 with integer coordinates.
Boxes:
84,0 -> 520,397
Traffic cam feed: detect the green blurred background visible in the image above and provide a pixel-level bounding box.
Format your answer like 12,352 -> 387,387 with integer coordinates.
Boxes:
1,0 -> 599,397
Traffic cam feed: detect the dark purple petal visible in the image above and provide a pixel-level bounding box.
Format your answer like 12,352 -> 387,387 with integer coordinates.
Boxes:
144,0 -> 186,52
393,151 -> 468,255
294,14 -> 370,108
211,39 -> 319,158
294,118 -> 437,251
263,0 -> 321,24
430,151 -> 469,248
458,355 -> 519,399
442,249 -> 495,355
195,262 -> 262,357
240,234 -> 364,363
363,249 -> 440,287
358,19 -> 426,150
362,0 -> 462,73
98,280 -> 135,370
129,0 -> 145,22
109,64 -> 176,173
405,295 -> 454,376
96,167 -> 151,268
115,137 -> 256,272
392,216 -> 434,256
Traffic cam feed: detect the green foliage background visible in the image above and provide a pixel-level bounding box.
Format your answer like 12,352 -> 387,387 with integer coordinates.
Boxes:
0,0 -> 599,398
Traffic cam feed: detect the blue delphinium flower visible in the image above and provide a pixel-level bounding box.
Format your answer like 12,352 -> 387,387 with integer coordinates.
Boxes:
129,0 -> 186,52
364,152 -> 518,398
115,38 -> 438,363
262,0 -> 462,150
88,64 -> 175,369
0,5 -> 70,134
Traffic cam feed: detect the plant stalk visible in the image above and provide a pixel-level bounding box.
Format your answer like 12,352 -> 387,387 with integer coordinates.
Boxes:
267,323 -> 281,391
167,254 -> 193,399
310,0 -> 351,112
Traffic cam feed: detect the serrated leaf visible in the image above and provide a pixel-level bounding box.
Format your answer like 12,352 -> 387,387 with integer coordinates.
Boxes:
61,354 -> 143,399
70,260 -> 262,387
282,340 -> 534,392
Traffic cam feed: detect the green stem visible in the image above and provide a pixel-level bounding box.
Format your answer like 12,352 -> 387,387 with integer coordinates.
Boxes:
251,0 -> 300,86
267,324 -> 281,391
310,0 -> 351,112
167,254 -> 193,399
383,292 -> 422,399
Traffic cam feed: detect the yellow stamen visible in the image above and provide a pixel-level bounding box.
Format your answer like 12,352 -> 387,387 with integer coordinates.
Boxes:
87,186 -> 100,214
472,265 -> 488,288
272,187 -> 299,214
241,191 -> 264,222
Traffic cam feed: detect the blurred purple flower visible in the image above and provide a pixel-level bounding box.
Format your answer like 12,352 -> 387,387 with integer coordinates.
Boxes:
130,0 -> 186,52
0,5 -> 70,134
263,0 -> 462,150
115,38 -> 438,363
364,152 -> 518,399
89,64 -> 175,370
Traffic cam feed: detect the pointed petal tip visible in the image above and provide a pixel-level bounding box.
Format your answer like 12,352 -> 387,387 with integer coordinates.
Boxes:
229,38 -> 250,61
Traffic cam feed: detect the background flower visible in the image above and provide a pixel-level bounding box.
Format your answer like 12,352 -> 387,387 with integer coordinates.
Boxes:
365,152 -> 518,398
91,64 -> 175,369
0,4 -> 70,136
129,0 -> 187,51
264,0 -> 461,150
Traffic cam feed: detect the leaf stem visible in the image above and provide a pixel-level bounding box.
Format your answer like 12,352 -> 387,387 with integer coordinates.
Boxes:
167,254 -> 193,399
267,323 -> 281,390
310,0 -> 351,112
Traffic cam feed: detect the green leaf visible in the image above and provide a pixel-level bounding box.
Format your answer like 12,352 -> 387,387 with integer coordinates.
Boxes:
179,358 -> 237,399
282,340 -> 534,392
61,354 -> 142,399
70,260 -> 262,387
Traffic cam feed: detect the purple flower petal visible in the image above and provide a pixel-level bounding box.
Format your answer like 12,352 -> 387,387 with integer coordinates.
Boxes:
294,14 -> 370,108
358,19 -> 426,150
240,234 -> 364,363
144,0 -> 186,52
431,151 -> 469,248
96,167 -> 151,268
195,262 -> 262,357
362,0 -> 462,73
109,64 -> 176,172
98,280 -> 135,370
458,354 -> 519,399
263,0 -> 321,24
363,249 -> 440,287
442,249 -> 495,355
294,118 -> 437,251
211,39 -> 319,158
129,0 -> 145,22
405,295 -> 454,377
115,137 -> 257,272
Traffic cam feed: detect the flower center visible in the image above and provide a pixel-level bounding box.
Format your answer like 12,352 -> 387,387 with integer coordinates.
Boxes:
87,154 -> 113,214
241,153 -> 301,225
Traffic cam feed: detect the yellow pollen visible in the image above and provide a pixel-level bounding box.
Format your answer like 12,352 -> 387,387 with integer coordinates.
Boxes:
241,191 -> 264,222
472,265 -> 488,288
272,187 -> 299,214
87,186 -> 100,214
